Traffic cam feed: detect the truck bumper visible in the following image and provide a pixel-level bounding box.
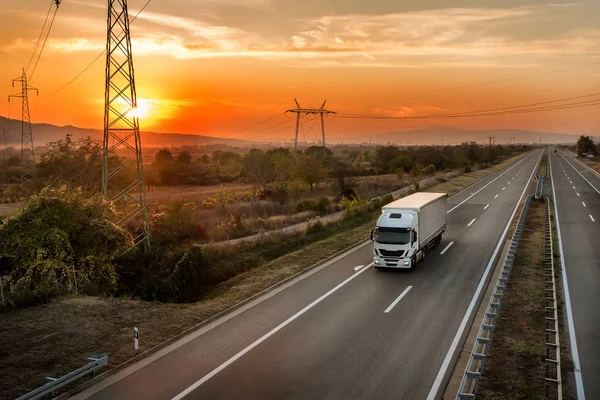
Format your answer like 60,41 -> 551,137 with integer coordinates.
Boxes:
373,256 -> 412,269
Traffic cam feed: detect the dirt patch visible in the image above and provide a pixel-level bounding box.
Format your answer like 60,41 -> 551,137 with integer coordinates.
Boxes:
477,202 -> 548,399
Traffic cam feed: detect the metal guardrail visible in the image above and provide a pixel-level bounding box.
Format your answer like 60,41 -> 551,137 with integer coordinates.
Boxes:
16,354 -> 108,400
456,196 -> 532,399
544,197 -> 562,400
535,152 -> 548,200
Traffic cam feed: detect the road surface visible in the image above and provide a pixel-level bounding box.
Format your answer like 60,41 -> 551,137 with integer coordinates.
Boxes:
74,151 -> 542,400
550,150 -> 600,400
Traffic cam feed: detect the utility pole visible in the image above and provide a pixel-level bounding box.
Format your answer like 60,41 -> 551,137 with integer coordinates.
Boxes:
8,68 -> 37,185
0,123 -> 5,161
103,0 -> 150,251
286,99 -> 335,162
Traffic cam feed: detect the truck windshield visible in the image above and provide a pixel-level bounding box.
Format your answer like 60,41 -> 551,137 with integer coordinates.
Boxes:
375,227 -> 411,245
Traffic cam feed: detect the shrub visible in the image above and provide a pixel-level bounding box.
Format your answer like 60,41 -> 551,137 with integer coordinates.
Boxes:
381,194 -> 394,205
414,181 -> 420,192
464,164 -> 472,173
0,186 -> 126,307
340,197 -> 368,216
171,245 -> 222,302
295,197 -> 330,214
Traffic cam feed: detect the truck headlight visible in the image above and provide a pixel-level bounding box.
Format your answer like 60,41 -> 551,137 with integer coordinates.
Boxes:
374,259 -> 380,265
403,261 -> 410,266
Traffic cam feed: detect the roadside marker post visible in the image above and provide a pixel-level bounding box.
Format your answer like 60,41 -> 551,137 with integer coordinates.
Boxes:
134,327 -> 139,352
0,275 -> 5,307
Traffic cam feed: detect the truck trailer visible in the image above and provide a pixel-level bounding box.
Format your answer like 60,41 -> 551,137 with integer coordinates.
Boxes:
370,192 -> 447,270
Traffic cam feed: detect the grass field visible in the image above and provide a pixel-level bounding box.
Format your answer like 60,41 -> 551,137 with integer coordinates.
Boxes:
0,152 -> 525,399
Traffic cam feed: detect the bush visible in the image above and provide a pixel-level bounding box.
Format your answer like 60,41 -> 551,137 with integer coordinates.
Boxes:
0,186 -> 127,307
381,194 -> 394,205
171,245 -> 222,302
340,197 -> 368,216
150,200 -> 208,245
464,164 -> 472,173
295,197 -> 330,214
414,181 -> 420,192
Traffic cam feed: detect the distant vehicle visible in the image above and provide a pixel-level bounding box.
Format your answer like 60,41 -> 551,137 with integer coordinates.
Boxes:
588,153 -> 595,158
370,192 -> 447,270
554,149 -> 557,153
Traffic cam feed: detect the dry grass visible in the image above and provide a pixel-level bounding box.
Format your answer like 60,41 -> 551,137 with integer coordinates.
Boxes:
477,202 -> 547,400
0,202 -> 22,217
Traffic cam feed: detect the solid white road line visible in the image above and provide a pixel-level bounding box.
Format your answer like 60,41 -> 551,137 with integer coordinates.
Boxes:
353,265 -> 364,271
549,154 -> 585,400
494,194 -> 499,199
171,263 -> 373,399
582,202 -> 586,208
484,204 -> 490,210
590,215 -> 595,222
440,241 -> 454,255
384,286 -> 413,313
426,150 -> 543,400
446,154 -> 531,214
467,219 -> 476,227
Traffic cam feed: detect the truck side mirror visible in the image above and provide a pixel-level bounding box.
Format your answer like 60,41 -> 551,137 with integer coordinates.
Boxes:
369,229 -> 374,241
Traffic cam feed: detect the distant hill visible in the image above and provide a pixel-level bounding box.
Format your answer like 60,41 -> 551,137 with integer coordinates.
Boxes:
368,126 -> 580,145
0,116 -> 249,148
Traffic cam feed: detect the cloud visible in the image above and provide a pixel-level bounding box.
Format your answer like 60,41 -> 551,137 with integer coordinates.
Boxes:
4,2 -> 598,69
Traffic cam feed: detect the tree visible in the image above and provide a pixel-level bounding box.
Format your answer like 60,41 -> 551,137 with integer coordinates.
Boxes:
37,135 -> 103,193
333,161 -> 357,200
293,154 -> 328,190
243,149 -> 274,190
576,135 -> 595,156
267,147 -> 293,181
154,148 -> 174,166
177,151 -> 192,165
0,186 -> 128,306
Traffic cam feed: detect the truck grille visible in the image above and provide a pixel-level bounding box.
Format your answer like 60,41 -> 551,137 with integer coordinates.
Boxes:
379,249 -> 405,257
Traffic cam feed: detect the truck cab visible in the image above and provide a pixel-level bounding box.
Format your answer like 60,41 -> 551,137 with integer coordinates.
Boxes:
370,192 -> 447,270
371,211 -> 421,268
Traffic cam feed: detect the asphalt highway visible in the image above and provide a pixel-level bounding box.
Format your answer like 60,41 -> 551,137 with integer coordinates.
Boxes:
550,150 -> 600,400
76,151 -> 542,400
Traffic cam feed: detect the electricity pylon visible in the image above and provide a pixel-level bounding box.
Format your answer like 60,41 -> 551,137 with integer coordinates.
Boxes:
103,0 -> 150,250
8,68 -> 37,185
285,99 -> 335,162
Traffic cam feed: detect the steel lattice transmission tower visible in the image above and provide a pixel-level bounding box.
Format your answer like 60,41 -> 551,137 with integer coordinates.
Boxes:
285,99 -> 335,162
8,68 -> 38,185
103,0 -> 150,250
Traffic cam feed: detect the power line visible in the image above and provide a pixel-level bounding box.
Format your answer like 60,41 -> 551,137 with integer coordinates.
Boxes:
42,0 -> 153,96
26,0 -> 54,75
336,92 -> 600,120
29,1 -> 61,82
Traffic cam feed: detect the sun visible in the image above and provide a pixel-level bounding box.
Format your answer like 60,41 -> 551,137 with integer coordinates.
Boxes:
132,99 -> 152,119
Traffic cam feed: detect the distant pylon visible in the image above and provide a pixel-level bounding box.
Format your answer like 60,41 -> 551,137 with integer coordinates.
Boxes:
286,99 -> 335,162
8,68 -> 37,185
103,0 -> 150,251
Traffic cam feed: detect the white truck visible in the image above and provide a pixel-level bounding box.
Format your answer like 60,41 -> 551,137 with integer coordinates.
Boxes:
370,192 -> 447,270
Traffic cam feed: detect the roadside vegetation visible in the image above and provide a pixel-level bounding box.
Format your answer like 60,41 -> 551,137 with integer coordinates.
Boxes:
478,201 -> 547,399
0,149 -> 527,399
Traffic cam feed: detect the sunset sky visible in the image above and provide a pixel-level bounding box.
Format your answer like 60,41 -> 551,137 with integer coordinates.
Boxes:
0,0 -> 599,143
